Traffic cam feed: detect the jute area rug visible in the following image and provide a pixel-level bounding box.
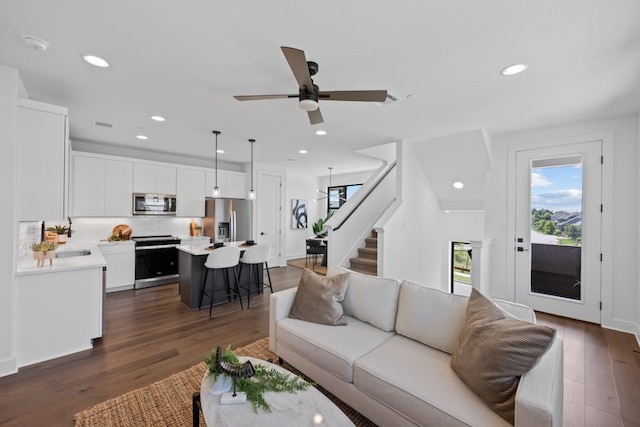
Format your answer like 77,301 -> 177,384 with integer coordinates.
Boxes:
74,337 -> 375,427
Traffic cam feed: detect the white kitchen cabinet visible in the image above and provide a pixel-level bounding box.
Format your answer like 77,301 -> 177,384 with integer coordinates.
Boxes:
176,168 -> 205,217
133,163 -> 176,194
17,99 -> 68,221
99,243 -> 135,292
205,170 -> 247,199
72,155 -> 105,216
71,154 -> 133,217
16,266 -> 103,367
225,171 -> 248,199
104,160 -> 133,216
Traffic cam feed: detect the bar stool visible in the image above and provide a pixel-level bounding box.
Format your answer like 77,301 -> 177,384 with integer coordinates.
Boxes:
198,246 -> 242,319
238,244 -> 273,309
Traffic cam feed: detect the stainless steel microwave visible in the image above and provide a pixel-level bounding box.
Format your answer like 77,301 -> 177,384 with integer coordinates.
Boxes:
132,193 -> 177,215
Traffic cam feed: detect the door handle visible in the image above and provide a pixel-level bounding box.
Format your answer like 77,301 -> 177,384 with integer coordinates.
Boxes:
517,247 -> 529,252
260,232 -> 266,235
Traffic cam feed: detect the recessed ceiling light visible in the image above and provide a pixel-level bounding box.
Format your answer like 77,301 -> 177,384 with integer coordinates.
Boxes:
83,55 -> 109,68
150,115 -> 166,122
453,181 -> 464,189
136,135 -> 148,140
299,150 -> 308,154
501,64 -> 528,76
216,149 -> 224,154
315,130 -> 327,136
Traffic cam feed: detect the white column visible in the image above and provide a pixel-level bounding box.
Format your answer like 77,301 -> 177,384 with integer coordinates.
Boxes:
470,238 -> 493,296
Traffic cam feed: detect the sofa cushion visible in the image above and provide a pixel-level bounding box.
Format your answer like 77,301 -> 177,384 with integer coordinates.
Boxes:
327,266 -> 400,332
276,315 -> 395,382
354,335 -> 510,427
451,288 -> 556,424
395,281 -> 468,354
289,268 -> 350,326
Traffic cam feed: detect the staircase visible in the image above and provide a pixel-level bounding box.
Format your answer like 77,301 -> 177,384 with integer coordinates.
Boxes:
349,230 -> 378,276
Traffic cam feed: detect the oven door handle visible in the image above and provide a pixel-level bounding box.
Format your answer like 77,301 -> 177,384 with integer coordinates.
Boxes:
135,244 -> 179,251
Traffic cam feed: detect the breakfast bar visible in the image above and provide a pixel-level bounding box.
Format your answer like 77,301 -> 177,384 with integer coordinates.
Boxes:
177,242 -> 264,310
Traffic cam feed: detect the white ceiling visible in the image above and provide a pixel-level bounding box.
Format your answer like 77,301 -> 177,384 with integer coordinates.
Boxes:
1,0 -> 639,177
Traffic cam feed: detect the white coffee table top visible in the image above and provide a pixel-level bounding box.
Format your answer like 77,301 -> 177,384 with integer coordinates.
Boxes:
200,356 -> 355,426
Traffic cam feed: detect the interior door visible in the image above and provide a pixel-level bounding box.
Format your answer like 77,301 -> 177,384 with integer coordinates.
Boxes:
514,140 -> 602,323
256,172 -> 282,266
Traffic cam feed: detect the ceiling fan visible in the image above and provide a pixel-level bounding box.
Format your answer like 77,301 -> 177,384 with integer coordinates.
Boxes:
233,46 -> 387,125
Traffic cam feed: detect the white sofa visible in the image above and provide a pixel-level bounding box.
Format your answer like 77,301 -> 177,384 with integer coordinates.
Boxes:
269,267 -> 563,426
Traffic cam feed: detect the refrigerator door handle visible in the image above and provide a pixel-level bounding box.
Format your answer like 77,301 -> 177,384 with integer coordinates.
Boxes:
231,210 -> 236,242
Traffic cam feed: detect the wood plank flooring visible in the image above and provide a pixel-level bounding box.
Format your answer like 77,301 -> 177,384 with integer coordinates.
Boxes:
0,266 -> 638,427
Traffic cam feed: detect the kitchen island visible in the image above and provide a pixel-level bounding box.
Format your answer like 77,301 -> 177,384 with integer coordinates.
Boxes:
177,242 -> 264,310
15,241 -> 107,367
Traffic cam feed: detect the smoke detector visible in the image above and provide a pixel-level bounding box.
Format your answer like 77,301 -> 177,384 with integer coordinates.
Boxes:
22,35 -> 49,51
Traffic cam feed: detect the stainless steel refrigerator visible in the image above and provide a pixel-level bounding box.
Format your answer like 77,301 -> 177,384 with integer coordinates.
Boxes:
204,198 -> 253,243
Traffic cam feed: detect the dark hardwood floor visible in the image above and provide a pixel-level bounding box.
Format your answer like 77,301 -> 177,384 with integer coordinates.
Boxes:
0,265 -> 638,426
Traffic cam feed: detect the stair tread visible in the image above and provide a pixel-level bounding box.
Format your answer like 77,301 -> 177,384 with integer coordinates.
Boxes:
349,257 -> 377,266
358,247 -> 377,254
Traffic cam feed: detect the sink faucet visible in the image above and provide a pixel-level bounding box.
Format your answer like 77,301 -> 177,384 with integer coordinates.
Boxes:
67,217 -> 72,238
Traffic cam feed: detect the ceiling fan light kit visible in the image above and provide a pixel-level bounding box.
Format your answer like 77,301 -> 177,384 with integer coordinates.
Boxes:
234,46 -> 387,124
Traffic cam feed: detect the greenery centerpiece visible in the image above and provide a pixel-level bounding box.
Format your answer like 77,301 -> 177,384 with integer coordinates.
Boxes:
204,345 -> 311,412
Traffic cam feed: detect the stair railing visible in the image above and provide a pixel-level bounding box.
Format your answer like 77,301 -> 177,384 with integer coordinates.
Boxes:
324,161 -> 397,267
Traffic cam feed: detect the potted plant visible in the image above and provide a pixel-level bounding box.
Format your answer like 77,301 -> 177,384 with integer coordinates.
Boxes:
46,225 -> 69,244
312,212 -> 333,237
31,241 -> 58,266
204,345 -> 310,413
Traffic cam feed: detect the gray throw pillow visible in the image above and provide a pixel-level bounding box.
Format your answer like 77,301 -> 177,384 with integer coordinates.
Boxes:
289,269 -> 350,326
450,288 -> 556,424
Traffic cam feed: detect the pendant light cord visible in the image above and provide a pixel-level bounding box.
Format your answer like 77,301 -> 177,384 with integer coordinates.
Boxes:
212,130 -> 221,190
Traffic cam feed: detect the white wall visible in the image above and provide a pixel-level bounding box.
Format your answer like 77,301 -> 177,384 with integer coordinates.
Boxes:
380,141 -> 442,286
485,114 -> 639,334
0,66 -> 20,376
285,171 -> 322,259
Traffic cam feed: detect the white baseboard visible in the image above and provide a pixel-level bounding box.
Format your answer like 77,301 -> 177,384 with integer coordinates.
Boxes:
287,252 -> 306,261
635,322 -> 640,347
602,317 -> 638,337
0,356 -> 17,378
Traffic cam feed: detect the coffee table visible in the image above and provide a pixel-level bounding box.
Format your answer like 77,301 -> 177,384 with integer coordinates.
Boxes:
198,356 -> 355,426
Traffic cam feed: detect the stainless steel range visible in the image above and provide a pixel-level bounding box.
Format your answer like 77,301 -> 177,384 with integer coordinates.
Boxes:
131,235 -> 181,289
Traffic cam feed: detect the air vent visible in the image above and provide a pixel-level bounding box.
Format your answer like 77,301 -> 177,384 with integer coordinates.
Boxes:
373,91 -> 401,107
94,120 -> 113,128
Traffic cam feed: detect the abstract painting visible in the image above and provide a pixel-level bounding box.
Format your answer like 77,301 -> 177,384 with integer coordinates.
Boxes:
291,199 -> 308,229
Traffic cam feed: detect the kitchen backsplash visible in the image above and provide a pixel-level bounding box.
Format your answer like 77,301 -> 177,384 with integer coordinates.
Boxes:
18,217 -> 204,261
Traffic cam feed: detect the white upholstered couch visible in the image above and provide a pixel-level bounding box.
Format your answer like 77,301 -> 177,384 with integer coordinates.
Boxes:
269,267 -> 563,426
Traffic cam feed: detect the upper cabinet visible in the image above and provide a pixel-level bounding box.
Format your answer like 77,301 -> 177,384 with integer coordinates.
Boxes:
176,168 -> 205,217
17,99 -> 68,221
205,170 -> 247,199
133,163 -> 176,194
71,154 -> 133,217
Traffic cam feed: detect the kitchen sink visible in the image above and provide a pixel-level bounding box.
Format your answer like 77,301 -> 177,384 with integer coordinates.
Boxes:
55,249 -> 92,258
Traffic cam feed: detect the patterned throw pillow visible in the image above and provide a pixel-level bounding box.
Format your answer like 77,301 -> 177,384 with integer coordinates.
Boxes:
289,269 -> 350,326
451,288 -> 556,424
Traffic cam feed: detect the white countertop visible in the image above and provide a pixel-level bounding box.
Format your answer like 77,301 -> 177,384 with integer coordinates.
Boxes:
177,241 -> 254,256
16,239 -> 107,276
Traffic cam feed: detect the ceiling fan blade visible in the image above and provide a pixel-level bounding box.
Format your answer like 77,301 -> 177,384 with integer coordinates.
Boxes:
308,108 -> 324,125
318,90 -> 388,102
281,46 -> 315,91
234,94 -> 297,101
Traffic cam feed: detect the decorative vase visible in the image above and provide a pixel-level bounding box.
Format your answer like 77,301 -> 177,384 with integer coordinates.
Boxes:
210,374 -> 232,395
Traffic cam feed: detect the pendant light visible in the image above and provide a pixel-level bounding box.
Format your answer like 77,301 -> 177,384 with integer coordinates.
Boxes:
212,130 -> 221,197
315,167 -> 345,202
248,139 -> 256,199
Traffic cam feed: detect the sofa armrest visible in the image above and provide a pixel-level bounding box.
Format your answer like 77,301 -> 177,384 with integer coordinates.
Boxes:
269,287 -> 298,353
515,336 -> 564,427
